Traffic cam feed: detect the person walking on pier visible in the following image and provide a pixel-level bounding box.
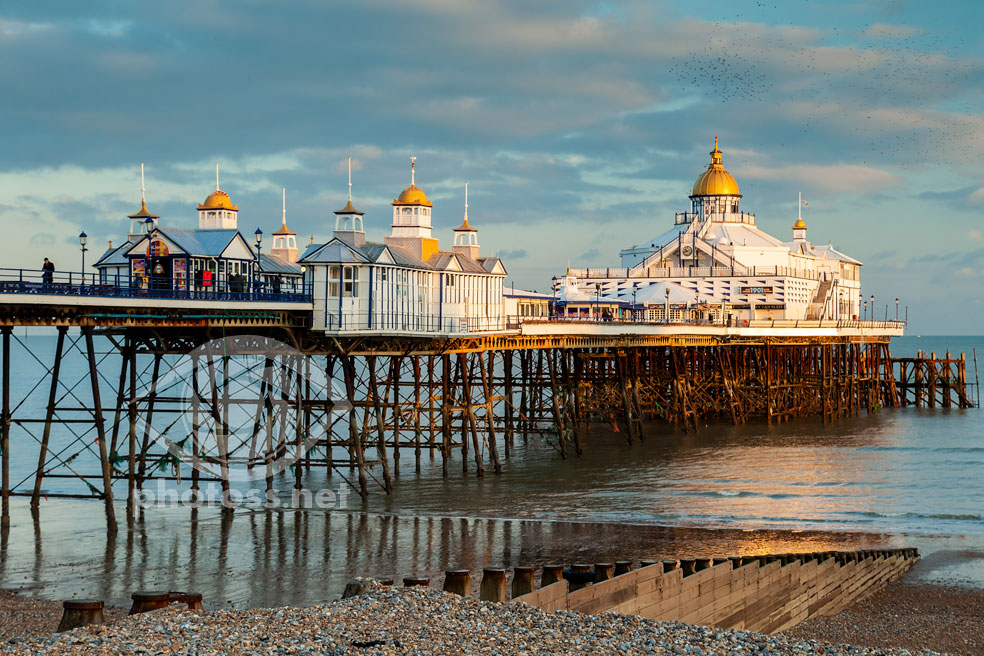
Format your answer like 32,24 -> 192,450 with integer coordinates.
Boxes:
41,258 -> 55,287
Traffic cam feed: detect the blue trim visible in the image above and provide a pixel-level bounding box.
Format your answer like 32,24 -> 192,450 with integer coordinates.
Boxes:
438,272 -> 443,328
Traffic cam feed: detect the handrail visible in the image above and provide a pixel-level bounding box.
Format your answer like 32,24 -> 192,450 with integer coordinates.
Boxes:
0,267 -> 312,303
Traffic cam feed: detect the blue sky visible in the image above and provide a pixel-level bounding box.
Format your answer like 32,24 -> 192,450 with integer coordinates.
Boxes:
1,0 -> 982,333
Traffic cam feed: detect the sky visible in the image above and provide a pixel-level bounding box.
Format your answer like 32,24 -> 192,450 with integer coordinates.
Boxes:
1,0 -> 982,334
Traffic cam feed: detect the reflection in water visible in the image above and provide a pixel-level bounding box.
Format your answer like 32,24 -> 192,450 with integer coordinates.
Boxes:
2,341 -> 983,606
2,496 -> 901,609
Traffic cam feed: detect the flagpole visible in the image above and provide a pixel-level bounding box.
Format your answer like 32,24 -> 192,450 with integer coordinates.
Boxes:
798,191 -> 802,222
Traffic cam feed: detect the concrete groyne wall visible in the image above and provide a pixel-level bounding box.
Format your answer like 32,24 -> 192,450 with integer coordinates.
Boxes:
512,549 -> 918,634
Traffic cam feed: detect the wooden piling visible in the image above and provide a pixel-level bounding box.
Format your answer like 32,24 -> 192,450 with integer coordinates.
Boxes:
57,600 -> 105,632
511,566 -> 536,598
480,568 -> 507,603
443,569 -> 471,596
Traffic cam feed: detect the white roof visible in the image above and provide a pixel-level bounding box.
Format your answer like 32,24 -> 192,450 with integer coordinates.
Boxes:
504,288 -> 553,300
813,244 -> 862,265
704,223 -> 786,249
633,281 -> 695,304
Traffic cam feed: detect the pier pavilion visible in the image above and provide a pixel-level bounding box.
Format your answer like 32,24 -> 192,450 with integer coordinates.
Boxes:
95,168 -> 302,294
563,139 -> 864,325
300,162 -> 506,335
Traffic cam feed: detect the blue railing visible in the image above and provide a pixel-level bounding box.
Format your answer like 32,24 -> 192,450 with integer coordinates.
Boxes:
0,268 -> 313,303
324,312 -> 505,333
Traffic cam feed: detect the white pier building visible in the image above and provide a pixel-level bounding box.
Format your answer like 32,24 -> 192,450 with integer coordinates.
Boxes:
300,160 -> 507,335
562,139 -> 864,325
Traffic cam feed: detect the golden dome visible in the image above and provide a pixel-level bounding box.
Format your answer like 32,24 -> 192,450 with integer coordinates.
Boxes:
392,184 -> 432,207
691,137 -> 740,197
198,189 -> 238,211
791,218 -> 807,230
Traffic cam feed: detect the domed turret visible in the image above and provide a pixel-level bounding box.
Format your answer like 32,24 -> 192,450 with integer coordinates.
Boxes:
688,137 -> 746,223
198,163 -> 238,229
393,184 -> 432,207
386,156 -> 439,261
199,190 -> 238,211
692,137 -> 740,196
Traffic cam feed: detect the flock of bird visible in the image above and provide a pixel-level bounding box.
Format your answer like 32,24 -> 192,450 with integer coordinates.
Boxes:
663,13 -> 980,170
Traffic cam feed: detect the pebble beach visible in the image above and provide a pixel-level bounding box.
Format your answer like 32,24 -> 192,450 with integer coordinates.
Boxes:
0,584 -> 956,656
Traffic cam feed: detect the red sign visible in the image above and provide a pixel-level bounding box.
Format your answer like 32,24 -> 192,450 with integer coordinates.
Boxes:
202,270 -> 212,287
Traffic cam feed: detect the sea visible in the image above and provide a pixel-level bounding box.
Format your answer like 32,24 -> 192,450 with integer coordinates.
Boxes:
0,333 -> 980,609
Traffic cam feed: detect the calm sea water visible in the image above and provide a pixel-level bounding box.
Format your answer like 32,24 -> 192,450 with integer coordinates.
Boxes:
0,332 -> 980,606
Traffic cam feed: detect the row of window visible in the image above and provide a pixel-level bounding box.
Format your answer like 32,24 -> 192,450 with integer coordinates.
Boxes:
322,265 -> 503,317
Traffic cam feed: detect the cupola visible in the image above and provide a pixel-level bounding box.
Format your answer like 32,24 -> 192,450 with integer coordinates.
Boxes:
385,156 -> 439,261
198,163 -> 239,229
334,156 -> 367,247
452,182 -> 480,259
271,187 -> 299,262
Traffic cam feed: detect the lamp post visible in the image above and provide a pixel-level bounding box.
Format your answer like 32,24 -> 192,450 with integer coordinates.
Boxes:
632,286 -> 638,322
594,283 -> 601,320
551,276 -> 557,318
895,297 -> 899,321
838,291 -> 843,321
79,231 -> 88,286
664,287 -> 670,323
870,294 -> 875,322
254,228 -> 263,294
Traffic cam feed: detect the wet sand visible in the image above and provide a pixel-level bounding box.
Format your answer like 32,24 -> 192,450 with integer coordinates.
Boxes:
784,581 -> 984,655
0,498 -> 937,610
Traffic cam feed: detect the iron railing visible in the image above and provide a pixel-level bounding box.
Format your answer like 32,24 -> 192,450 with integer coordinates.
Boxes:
0,268 -> 313,303
324,312 -> 506,334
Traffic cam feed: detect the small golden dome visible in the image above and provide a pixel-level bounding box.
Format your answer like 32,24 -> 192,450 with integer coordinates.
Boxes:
791,218 -> 807,230
453,218 -> 477,232
393,184 -> 432,207
691,137 -> 740,197
198,189 -> 238,211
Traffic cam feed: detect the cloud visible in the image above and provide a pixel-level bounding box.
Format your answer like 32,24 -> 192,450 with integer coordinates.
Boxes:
740,164 -> 902,194
499,249 -> 527,259
862,23 -> 923,39
969,187 -> 984,206
29,233 -> 55,246
579,248 -> 601,260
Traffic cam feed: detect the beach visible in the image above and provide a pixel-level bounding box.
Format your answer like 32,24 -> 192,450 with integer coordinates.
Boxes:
0,583 -> 972,656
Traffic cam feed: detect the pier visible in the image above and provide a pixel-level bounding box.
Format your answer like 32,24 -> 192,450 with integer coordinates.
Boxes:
0,279 -> 967,532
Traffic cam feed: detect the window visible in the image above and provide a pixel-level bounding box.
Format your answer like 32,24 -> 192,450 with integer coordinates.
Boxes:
329,266 -> 340,297
343,266 -> 357,297
379,268 -> 388,282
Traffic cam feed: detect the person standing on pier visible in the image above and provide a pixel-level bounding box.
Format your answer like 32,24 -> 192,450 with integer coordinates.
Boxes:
41,258 -> 54,286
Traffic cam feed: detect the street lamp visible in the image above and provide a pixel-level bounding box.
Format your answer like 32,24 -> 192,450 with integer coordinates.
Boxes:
254,228 -> 263,293
79,231 -> 88,285
838,291 -> 843,321
594,283 -> 601,320
869,294 -> 875,322
551,276 -> 558,318
895,297 -> 899,321
664,287 -> 670,323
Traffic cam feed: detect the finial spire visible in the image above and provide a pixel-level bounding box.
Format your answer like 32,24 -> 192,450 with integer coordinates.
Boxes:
140,163 -> 146,204
410,155 -> 416,186
347,156 -> 352,202
282,187 -> 287,228
464,181 -> 469,222
215,162 -> 220,191
798,191 -> 802,221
